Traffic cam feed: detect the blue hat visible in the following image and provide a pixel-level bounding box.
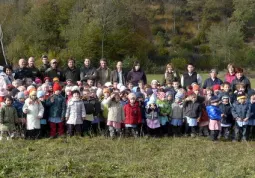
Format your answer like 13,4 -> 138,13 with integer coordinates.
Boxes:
17,92 -> 25,99
211,96 -> 220,103
135,92 -> 144,98
146,88 -> 153,96
175,92 -> 184,100
147,94 -> 157,106
37,91 -> 45,98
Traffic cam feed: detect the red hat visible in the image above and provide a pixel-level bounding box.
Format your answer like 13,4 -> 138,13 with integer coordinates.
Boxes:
44,77 -> 51,82
212,84 -> 221,91
53,83 -> 62,92
186,90 -> 195,97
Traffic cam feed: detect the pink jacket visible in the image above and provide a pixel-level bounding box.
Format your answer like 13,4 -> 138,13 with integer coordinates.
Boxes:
224,73 -> 236,84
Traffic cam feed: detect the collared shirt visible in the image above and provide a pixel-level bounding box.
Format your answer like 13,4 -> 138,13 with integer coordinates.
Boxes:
118,71 -> 123,85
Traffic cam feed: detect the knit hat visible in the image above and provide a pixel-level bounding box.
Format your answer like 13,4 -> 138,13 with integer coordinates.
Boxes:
186,90 -> 195,97
212,84 -> 221,91
135,92 -> 144,99
37,90 -> 45,98
175,91 -> 185,100
27,85 -> 35,92
210,96 -> 220,103
104,82 -> 112,87
221,95 -> 229,100
53,77 -> 59,83
29,90 -> 37,97
210,68 -> 218,74
120,86 -> 127,93
53,83 -> 62,92
96,88 -> 103,98
35,77 -> 42,84
157,92 -> 166,100
147,94 -> 157,106
192,84 -> 200,91
151,80 -> 158,85
146,88 -> 153,96
17,92 -> 25,99
71,85 -> 80,92
237,91 -> 246,100
44,77 -> 50,82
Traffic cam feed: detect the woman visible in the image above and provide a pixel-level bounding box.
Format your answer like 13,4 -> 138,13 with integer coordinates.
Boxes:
162,63 -> 180,85
224,63 -> 235,84
127,61 -> 147,86
0,65 -> 14,89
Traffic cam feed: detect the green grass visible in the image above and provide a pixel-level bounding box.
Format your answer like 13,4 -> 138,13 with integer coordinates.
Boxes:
0,137 -> 255,177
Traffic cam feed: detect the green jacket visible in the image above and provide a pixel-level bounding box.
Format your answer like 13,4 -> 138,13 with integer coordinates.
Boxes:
0,105 -> 18,131
156,100 -> 171,116
46,94 -> 66,118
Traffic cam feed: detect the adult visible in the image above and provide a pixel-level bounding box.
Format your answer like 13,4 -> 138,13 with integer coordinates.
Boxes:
96,58 -> 111,86
80,58 -> 97,84
161,63 -> 180,85
0,65 -> 14,88
202,69 -> 223,89
39,55 -> 50,78
27,56 -> 41,80
126,61 -> 147,86
44,59 -> 64,81
181,63 -> 202,89
231,67 -> 251,92
63,58 -> 80,83
14,58 -> 33,80
224,63 -> 236,84
110,61 -> 126,86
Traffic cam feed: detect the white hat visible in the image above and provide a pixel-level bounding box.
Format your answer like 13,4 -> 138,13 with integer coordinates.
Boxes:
104,82 -> 113,87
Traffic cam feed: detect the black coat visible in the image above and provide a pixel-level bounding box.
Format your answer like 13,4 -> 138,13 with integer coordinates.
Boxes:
110,70 -> 127,85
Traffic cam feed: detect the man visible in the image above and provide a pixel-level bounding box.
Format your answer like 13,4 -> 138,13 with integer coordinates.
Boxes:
14,58 -> 32,80
203,69 -> 223,89
80,58 -> 97,84
39,55 -> 50,77
63,58 -> 80,83
231,67 -> 251,92
27,56 -> 41,80
181,63 -> 202,89
96,58 -> 111,86
44,59 -> 64,81
110,61 -> 126,85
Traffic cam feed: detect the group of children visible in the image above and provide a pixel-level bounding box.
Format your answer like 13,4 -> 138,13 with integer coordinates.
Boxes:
0,75 -> 255,142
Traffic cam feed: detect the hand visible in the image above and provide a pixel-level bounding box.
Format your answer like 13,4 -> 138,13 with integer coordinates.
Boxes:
243,118 -> 249,122
221,114 -> 225,118
110,93 -> 115,98
37,116 -> 41,120
23,109 -> 28,114
50,97 -> 54,103
236,117 -> 241,121
197,118 -> 200,122
61,117 -> 65,121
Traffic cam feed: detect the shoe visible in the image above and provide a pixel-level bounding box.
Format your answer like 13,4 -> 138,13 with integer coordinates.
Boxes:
191,133 -> 196,138
0,136 -> 2,141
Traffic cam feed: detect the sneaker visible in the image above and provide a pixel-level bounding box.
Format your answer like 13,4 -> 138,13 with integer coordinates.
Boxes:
0,136 -> 2,141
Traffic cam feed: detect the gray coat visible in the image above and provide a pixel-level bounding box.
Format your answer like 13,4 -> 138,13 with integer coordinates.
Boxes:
66,98 -> 86,125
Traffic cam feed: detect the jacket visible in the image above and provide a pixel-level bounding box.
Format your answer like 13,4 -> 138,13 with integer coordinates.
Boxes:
225,73 -> 236,84
0,105 -> 18,131
96,67 -> 111,86
110,70 -> 127,85
14,67 -> 32,80
146,107 -> 159,120
124,101 -> 142,124
206,105 -> 222,120
171,102 -> 183,119
249,102 -> 255,120
63,67 -> 80,83
45,68 -> 64,81
28,66 -> 41,80
231,76 -> 251,92
23,99 -> 44,130
219,103 -> 233,124
46,94 -> 66,118
231,101 -> 250,120
83,97 -> 101,116
13,100 -> 25,118
39,63 -> 51,77
161,71 -> 180,85
80,66 -> 97,82
202,77 -> 223,89
126,69 -> 147,86
156,100 -> 171,116
183,100 -> 201,118
66,98 -> 86,125
105,97 -> 125,123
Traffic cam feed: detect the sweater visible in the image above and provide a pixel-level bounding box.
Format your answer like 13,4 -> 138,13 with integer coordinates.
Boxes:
183,100 -> 201,118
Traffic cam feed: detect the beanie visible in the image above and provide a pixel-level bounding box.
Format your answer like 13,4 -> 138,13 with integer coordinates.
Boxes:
212,84 -> 221,91
37,90 -> 45,98
17,92 -> 25,99
53,83 -> 62,92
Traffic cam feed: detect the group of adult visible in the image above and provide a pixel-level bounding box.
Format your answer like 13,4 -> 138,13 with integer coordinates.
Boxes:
0,55 -> 251,92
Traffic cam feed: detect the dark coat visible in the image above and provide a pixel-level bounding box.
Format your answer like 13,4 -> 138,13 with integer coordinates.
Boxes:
63,67 -> 80,83
126,69 -> 147,86
110,69 -> 127,85
80,66 -> 97,82
45,67 -> 64,81
14,67 -> 33,80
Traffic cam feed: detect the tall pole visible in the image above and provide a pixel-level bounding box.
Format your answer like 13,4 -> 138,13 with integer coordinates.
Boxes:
0,25 -> 8,65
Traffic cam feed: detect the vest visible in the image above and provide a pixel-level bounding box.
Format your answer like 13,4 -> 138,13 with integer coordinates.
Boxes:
183,72 -> 198,88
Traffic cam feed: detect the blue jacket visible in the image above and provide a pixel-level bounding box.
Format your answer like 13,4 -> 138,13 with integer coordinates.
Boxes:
13,100 -> 25,118
46,94 -> 66,118
219,103 -> 233,124
231,101 -> 250,120
206,105 -> 222,120
249,102 -> 255,120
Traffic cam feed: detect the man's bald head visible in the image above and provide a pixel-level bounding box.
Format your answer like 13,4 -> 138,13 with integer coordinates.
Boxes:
19,58 -> 26,68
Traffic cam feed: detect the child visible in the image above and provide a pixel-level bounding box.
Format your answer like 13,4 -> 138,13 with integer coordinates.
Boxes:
212,84 -> 221,98
66,90 -> 86,137
37,90 -> 48,138
156,92 -> 171,136
123,93 -> 142,137
0,96 -> 18,140
13,92 -> 26,138
219,95 -> 233,140
206,96 -> 222,142
171,93 -> 184,137
146,95 -> 160,137
106,92 -> 125,138
231,92 -> 250,142
23,90 -> 44,139
46,83 -> 66,139
204,88 -> 213,106
183,92 -> 201,137
248,93 -> 255,140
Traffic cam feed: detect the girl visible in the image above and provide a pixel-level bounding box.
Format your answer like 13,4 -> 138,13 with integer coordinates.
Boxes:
206,96 -> 222,142
106,92 -> 125,138
0,96 -> 18,140
248,93 -> 255,140
37,90 -> 48,138
124,93 -> 142,137
23,90 -> 44,139
146,95 -> 160,137
13,92 -> 26,138
171,93 -> 183,137
66,90 -> 86,137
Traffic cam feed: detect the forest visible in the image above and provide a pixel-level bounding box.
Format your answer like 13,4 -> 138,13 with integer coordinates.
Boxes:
0,0 -> 255,72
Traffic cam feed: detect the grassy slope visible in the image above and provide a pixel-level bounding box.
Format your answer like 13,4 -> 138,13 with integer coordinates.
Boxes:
0,137 -> 255,177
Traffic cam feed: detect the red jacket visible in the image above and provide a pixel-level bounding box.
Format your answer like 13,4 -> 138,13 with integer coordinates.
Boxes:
124,102 -> 142,125
225,73 -> 236,84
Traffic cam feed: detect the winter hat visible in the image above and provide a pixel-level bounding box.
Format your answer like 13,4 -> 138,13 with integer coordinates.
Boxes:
29,90 -> 37,97
237,91 -> 246,100
35,77 -> 42,84
53,83 -> 62,92
157,92 -> 166,100
96,88 -> 103,98
0,87 -> 8,97
37,90 -> 45,98
210,96 -> 220,103
212,84 -> 221,91
71,85 -> 80,92
17,92 -> 25,99
24,90 -> 29,97
147,94 -> 157,106
221,95 -> 229,100
186,90 -> 195,97
175,92 -> 185,100
104,82 -> 113,87
135,92 -> 144,99
166,91 -> 174,97
192,84 -> 200,91
151,80 -> 158,85
146,88 -> 153,96
44,77 -> 50,82
17,86 -> 26,92
210,68 -> 218,74
53,77 -> 59,83
27,85 -> 35,92
120,86 -> 127,93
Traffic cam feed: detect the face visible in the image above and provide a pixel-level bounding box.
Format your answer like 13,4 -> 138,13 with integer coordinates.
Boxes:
5,98 -> 12,106
239,87 -> 245,92
68,60 -> 74,68
116,62 -> 122,70
84,59 -> 90,66
251,96 -> 255,104
87,80 -> 94,86
228,66 -> 234,73
150,103 -> 156,109
30,94 -> 37,100
210,72 -> 217,78
100,60 -> 107,68
54,90 -> 61,95
138,82 -> 144,89
19,59 -> 26,68
42,58 -> 48,64
239,98 -> 246,104
128,83 -> 133,90
130,97 -> 136,104
26,78 -> 33,86
222,98 -> 229,104
223,84 -> 230,92
28,57 -> 35,67
82,91 -> 89,97
51,61 -> 57,69
173,82 -> 179,89
236,72 -> 243,79
206,90 -> 213,96
187,65 -> 194,73
42,86 -> 49,92
167,95 -> 173,101
193,90 -> 199,95
167,66 -> 173,72
191,95 -> 197,102
167,83 -> 172,87
114,95 -> 120,102
39,97 -> 45,101
73,92 -> 80,100
151,83 -> 157,89
18,98 -> 25,103
135,64 -> 140,71
113,82 -> 118,89
104,92 -> 110,98
6,68 -> 12,76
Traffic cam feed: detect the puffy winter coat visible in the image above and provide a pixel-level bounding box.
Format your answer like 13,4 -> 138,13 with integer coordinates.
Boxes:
123,102 -> 142,124
206,105 -> 222,121
66,98 -> 86,125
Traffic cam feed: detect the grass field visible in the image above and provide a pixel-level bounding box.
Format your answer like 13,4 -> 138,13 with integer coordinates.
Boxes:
1,73 -> 255,177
